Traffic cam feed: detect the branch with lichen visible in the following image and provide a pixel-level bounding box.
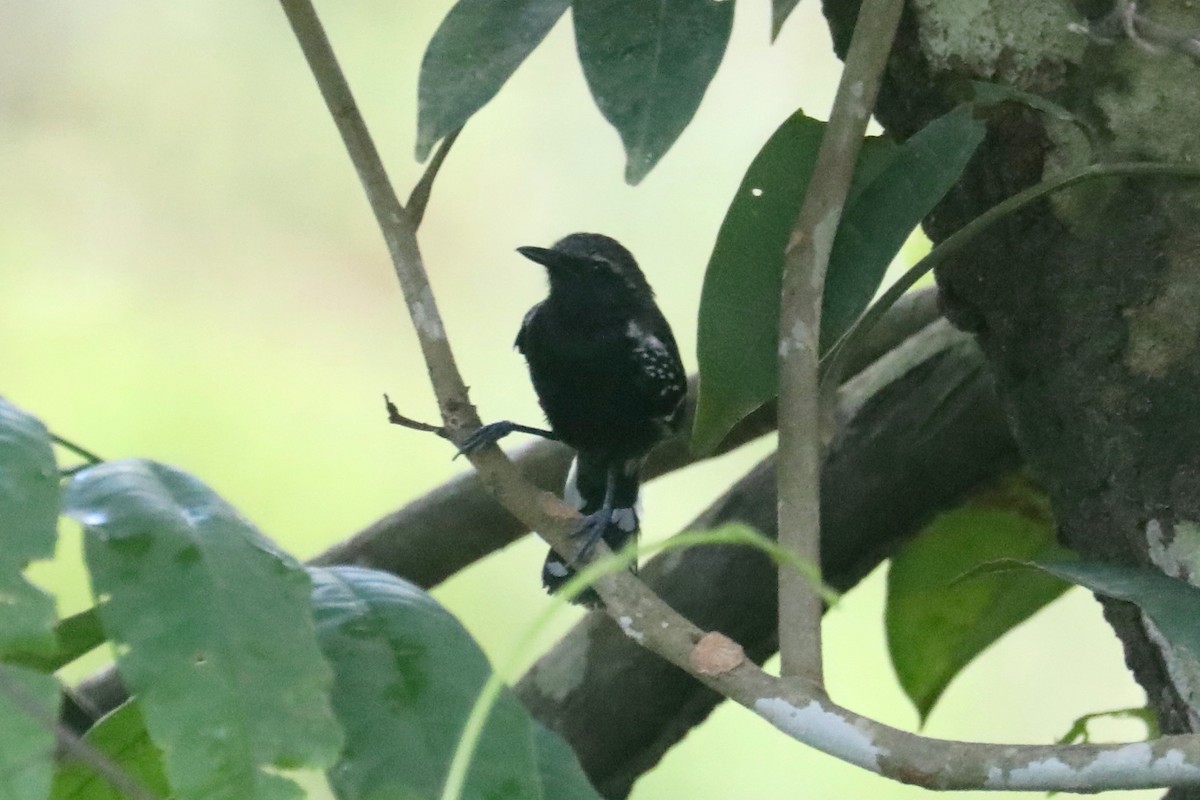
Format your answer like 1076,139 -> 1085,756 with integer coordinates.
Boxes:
775,0 -> 905,683
278,0 -> 1200,791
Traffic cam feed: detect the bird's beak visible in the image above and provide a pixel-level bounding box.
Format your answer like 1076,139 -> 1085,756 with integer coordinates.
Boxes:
516,246 -> 570,272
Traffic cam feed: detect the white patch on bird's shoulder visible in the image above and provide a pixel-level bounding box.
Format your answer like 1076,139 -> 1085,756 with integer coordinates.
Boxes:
627,320 -> 684,397
562,458 -> 584,510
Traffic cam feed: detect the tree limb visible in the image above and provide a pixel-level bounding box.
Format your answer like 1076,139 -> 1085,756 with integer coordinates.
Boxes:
776,0 -> 905,682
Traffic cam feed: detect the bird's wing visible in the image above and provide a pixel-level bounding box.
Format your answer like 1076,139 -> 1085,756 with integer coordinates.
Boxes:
514,302 -> 543,352
625,315 -> 688,431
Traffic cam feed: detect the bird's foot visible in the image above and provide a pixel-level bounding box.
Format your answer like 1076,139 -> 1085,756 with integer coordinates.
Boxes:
569,506 -> 615,564
454,421 -> 518,459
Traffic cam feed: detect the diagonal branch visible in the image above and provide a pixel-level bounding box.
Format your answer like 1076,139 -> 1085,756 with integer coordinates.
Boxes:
776,0 -> 906,682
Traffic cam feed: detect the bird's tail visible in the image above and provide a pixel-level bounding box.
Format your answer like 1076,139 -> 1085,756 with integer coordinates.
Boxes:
542,454 -> 641,607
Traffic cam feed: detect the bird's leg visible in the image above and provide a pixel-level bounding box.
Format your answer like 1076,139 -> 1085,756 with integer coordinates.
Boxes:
571,467 -> 617,563
454,422 -> 558,458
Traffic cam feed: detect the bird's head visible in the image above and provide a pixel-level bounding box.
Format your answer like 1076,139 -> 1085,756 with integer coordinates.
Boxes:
517,233 -> 653,306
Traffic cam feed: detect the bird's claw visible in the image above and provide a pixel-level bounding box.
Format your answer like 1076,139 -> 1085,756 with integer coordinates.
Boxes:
568,508 -> 614,565
454,421 -> 517,459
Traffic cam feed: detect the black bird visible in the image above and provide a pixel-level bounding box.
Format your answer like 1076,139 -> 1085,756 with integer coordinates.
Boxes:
459,233 -> 687,603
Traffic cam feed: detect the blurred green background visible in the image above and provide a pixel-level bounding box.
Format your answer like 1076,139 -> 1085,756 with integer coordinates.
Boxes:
1,1 -> 1153,798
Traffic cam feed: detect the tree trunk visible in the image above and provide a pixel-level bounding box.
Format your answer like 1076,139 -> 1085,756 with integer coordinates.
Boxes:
819,2 -> 1200,793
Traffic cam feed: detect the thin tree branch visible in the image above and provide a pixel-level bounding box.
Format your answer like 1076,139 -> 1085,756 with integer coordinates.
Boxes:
776,0 -> 905,682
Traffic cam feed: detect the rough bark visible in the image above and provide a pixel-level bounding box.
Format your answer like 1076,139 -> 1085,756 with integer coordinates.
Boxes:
819,2 -> 1200,794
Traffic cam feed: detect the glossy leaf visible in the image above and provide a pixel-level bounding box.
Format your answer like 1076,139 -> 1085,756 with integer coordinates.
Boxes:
0,398 -> 58,658
692,106 -> 984,453
311,566 -> 600,800
0,664 -> 59,800
771,0 -> 803,40
50,701 -> 170,800
886,473 -> 1069,723
63,460 -> 343,800
691,112 -> 895,454
417,0 -> 570,160
8,608 -> 105,674
573,0 -> 734,184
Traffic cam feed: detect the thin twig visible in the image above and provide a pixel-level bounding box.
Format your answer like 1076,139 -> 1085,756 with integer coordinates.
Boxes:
51,433 -> 103,466
406,128 -> 462,229
775,0 -> 905,683
279,0 -> 475,439
383,394 -> 449,438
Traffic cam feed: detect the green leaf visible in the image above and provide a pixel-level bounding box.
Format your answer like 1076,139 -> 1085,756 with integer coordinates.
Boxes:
886,472 -> 1069,724
50,701 -> 170,800
1007,557 -> 1200,666
823,105 -> 985,350
0,398 -> 59,659
771,0 -> 803,40
573,0 -> 734,184
0,664 -> 59,800
63,460 -> 343,800
416,0 -> 570,161
310,566 -> 600,800
9,608 -> 106,674
691,106 -> 984,454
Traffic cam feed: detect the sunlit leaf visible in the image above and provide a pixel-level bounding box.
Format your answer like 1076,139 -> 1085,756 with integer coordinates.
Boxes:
886,472 -> 1068,723
50,701 -> 170,800
311,566 -> 600,800
63,460 -> 343,800
0,398 -> 58,659
573,0 -> 734,184
692,106 -> 984,454
0,664 -> 58,800
417,0 -> 570,160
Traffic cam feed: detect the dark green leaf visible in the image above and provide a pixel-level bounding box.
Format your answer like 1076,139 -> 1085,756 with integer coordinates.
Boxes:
771,0 -> 803,40
823,105 -> 985,350
8,608 -> 105,674
886,473 -> 1068,724
691,106 -> 984,453
50,701 -> 170,800
0,664 -> 59,800
1017,557 -> 1200,665
691,112 -> 896,453
310,566 -> 600,800
573,0 -> 734,184
0,398 -> 58,659
417,0 -> 570,160
63,460 -> 343,800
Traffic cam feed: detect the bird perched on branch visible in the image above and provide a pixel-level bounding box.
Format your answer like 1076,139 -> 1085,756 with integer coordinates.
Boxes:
459,233 -> 687,605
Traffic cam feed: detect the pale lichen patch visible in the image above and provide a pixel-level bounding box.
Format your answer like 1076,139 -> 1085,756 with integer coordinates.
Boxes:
617,615 -> 644,643
986,744 -> 1200,790
754,697 -> 884,770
